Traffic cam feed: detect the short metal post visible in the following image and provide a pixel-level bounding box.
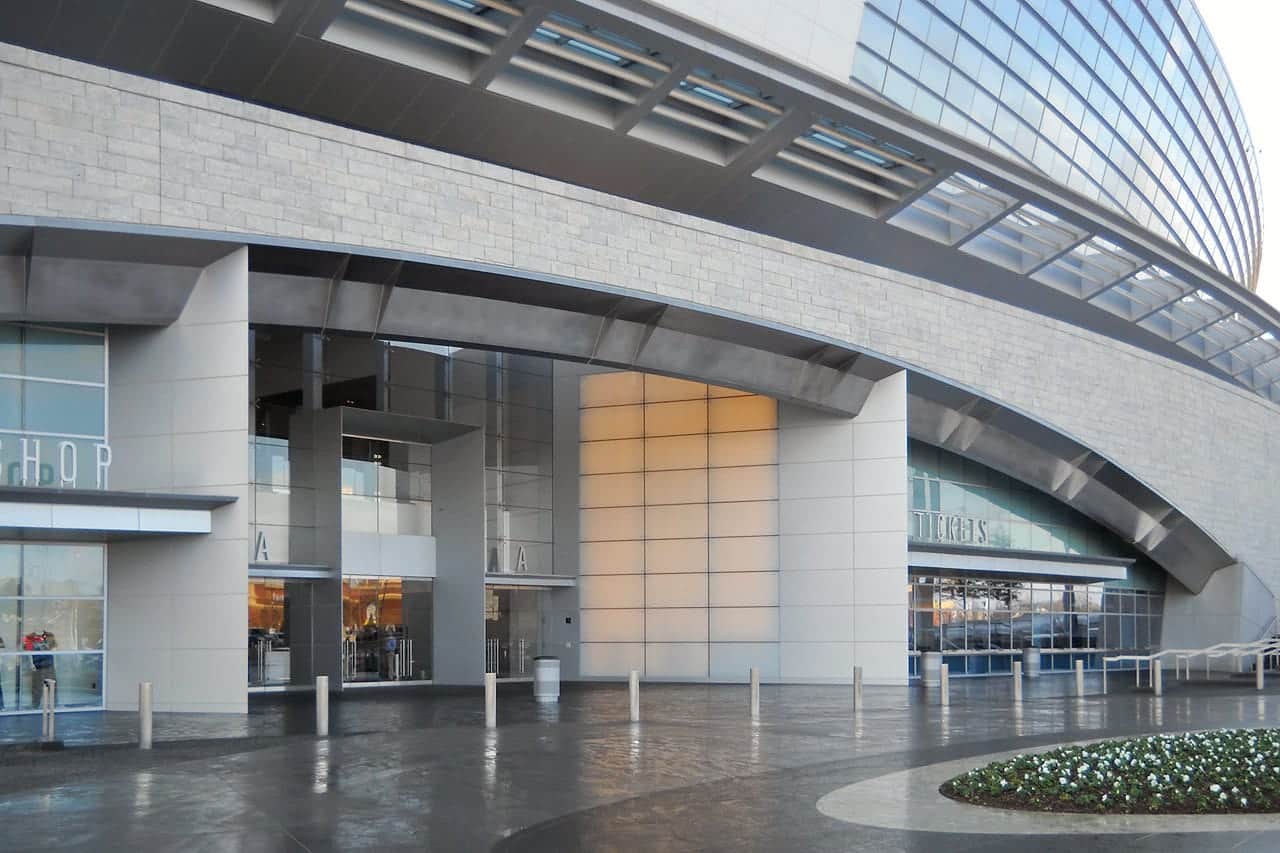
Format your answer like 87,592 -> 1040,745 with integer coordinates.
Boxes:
1258,653 -> 1265,690
854,666 -> 864,711
940,663 -> 950,707
1102,660 -> 1107,694
749,667 -> 760,722
1153,662 -> 1163,696
1075,659 -> 1085,697
485,672 -> 497,728
1012,661 -> 1022,704
628,670 -> 639,723
139,682 -> 153,750
315,675 -> 329,737
40,679 -> 56,741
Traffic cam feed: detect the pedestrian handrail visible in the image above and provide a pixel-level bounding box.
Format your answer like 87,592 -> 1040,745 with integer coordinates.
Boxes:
1102,638 -> 1280,692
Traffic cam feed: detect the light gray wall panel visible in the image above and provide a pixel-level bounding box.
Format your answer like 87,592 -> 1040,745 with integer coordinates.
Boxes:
431,429 -> 486,684
105,248 -> 250,713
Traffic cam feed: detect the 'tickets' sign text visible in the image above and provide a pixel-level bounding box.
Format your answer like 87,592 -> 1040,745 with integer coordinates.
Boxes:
912,510 -> 990,546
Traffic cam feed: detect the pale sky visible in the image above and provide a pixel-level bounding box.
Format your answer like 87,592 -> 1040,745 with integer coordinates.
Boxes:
1196,1 -> 1275,305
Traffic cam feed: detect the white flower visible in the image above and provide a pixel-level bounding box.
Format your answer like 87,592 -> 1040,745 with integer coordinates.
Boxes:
1210,784 -> 1221,793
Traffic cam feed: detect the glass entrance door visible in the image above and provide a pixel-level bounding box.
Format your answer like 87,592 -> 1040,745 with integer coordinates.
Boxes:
247,578 -> 316,688
484,586 -> 546,678
341,577 -> 433,683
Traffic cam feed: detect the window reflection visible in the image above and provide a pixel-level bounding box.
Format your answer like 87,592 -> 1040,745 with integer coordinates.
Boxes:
0,543 -> 106,712
852,0 -> 1261,288
908,574 -> 1163,673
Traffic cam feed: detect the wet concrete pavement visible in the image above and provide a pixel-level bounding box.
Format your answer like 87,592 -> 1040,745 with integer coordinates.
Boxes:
2,675 -> 1279,851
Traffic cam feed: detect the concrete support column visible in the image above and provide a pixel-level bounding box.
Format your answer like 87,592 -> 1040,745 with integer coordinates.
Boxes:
106,247 -> 251,713
432,429 -> 486,684
778,371 -> 907,685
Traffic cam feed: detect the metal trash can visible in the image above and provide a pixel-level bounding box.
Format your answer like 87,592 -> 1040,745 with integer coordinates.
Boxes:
1022,647 -> 1042,679
921,651 -> 942,687
533,656 -> 560,703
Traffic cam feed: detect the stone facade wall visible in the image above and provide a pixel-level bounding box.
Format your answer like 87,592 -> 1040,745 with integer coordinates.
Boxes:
2,44 -> 1277,595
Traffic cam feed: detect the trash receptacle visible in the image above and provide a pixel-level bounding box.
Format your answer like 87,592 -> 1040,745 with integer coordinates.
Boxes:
533,656 -> 560,703
922,651 -> 942,687
1022,647 -> 1041,679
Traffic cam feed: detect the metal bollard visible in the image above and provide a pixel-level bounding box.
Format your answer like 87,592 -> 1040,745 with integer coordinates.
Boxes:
139,682 -> 153,750
315,675 -> 329,737
749,667 -> 760,722
485,672 -> 497,728
854,666 -> 864,711
1102,660 -> 1107,694
1154,662 -> 1163,696
40,679 -> 56,741
629,670 -> 640,723
940,663 -> 950,707
1012,661 -> 1022,703
1258,653 -> 1265,690
1075,660 -> 1085,697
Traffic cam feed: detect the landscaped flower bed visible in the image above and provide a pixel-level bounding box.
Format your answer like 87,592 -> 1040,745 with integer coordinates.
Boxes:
941,729 -> 1280,813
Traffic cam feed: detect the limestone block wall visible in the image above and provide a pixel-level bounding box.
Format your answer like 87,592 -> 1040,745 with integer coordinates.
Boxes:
2,44 -> 1277,601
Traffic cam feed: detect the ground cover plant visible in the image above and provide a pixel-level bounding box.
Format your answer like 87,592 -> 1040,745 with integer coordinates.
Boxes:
941,729 -> 1280,813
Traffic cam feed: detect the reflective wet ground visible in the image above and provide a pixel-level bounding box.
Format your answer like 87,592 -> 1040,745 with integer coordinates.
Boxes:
1,674 -> 1279,851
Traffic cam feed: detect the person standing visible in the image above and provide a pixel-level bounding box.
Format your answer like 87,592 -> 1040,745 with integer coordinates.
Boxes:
25,630 -> 56,707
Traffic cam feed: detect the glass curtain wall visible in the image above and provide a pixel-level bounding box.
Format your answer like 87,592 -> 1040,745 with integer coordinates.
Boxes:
445,351 -> 555,576
340,437 -> 432,536
250,332 -> 559,574
0,323 -> 107,488
0,544 -> 105,712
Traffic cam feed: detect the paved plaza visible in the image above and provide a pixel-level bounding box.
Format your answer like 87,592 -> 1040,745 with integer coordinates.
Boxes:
2,675 -> 1280,851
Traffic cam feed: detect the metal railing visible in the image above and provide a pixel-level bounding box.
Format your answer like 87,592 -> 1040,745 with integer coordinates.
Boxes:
1103,629 -> 1280,692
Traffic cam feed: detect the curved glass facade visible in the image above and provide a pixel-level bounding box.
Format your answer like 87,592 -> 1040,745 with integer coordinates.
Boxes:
853,0 -> 1262,289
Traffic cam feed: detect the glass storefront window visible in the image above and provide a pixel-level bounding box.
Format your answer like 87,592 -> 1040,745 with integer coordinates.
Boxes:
0,543 -> 106,713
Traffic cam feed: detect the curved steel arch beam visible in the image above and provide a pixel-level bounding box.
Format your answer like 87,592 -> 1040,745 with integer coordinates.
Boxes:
247,240 -> 1236,593
908,374 -> 1234,593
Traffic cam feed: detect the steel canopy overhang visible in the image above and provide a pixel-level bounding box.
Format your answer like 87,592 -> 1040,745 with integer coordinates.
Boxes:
0,486 -> 238,540
0,224 -> 242,324
908,543 -> 1132,584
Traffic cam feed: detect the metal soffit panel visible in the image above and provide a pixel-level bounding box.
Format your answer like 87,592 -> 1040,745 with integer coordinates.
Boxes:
3,0 -> 1279,404
0,225 -> 242,324
248,261 -> 885,415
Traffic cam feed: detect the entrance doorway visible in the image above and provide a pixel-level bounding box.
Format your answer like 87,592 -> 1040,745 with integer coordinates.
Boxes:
248,577 -> 315,689
484,586 -> 548,678
341,577 -> 433,683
